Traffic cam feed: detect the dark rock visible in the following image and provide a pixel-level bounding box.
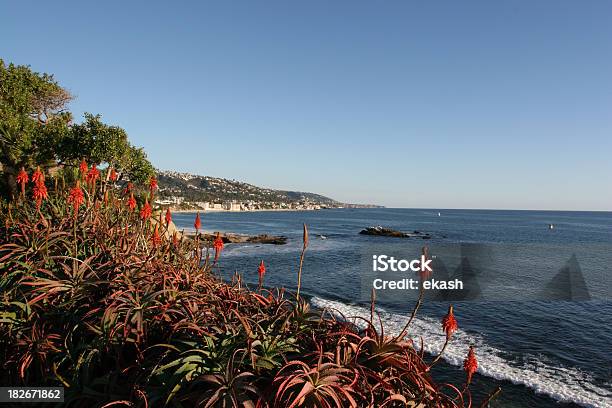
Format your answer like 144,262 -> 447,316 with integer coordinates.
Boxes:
246,234 -> 287,245
359,226 -> 432,239
194,232 -> 287,245
359,226 -> 409,238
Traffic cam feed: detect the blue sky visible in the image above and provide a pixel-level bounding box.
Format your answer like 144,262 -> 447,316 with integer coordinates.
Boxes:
2,1 -> 611,210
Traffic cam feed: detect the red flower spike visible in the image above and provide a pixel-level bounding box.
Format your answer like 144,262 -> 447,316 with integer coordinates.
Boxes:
33,183 -> 48,207
442,305 -> 458,339
140,199 -> 152,220
194,212 -> 201,231
151,224 -> 162,247
16,167 -> 29,185
258,260 -> 266,286
213,232 -> 224,259
149,177 -> 158,192
67,182 -> 85,214
109,168 -> 118,182
79,159 -> 88,176
16,167 -> 28,196
32,167 -> 44,186
463,346 -> 478,384
127,193 -> 137,212
165,208 -> 172,225
86,165 -> 100,184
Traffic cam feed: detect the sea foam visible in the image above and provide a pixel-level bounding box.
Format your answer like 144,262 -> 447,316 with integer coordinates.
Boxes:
311,297 -> 612,408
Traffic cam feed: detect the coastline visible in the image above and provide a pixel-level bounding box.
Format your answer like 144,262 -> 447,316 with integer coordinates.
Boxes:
167,207 -> 331,214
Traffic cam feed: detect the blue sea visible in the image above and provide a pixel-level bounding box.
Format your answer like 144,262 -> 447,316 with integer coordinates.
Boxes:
173,209 -> 612,407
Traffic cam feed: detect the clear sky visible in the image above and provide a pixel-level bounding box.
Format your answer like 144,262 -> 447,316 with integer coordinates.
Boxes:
2,1 -> 611,210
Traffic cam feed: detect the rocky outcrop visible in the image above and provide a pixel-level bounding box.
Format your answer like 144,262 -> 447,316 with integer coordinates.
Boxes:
189,232 -> 287,245
245,234 -> 288,245
359,226 -> 432,239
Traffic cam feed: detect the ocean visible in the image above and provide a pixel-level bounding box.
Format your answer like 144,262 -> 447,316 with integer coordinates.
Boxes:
173,208 -> 612,407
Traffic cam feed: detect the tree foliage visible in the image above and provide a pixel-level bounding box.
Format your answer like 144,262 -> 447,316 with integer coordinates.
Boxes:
0,59 -> 71,170
58,113 -> 155,183
0,59 -> 154,196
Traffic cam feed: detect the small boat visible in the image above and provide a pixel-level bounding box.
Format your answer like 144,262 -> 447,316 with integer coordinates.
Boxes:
318,234 -> 327,240
549,224 -> 555,230
437,212 -> 441,217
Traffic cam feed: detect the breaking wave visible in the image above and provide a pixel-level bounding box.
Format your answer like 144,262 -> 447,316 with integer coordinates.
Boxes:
311,297 -> 612,408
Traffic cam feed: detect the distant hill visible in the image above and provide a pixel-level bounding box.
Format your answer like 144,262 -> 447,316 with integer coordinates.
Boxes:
156,170 -> 381,210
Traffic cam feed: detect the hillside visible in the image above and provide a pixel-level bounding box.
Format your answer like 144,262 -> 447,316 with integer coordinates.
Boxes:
156,170 -> 380,210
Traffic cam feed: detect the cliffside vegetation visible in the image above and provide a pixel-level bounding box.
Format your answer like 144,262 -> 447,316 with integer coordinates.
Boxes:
0,59 -> 154,198
0,166 -> 494,407
157,171 -> 340,206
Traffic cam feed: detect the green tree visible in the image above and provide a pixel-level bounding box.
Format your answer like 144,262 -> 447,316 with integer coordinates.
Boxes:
0,60 -> 154,197
0,59 -> 72,196
58,113 -> 155,183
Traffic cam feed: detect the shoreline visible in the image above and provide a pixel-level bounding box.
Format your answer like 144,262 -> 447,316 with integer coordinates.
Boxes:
166,207 -> 331,214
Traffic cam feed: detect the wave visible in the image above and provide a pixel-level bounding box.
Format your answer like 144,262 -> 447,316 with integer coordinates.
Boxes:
311,297 -> 612,408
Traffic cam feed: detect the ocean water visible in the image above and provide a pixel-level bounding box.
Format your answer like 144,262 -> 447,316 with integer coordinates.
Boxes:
173,209 -> 612,407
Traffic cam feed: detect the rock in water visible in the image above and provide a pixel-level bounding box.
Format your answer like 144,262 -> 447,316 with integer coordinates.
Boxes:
195,232 -> 287,245
359,226 -> 432,239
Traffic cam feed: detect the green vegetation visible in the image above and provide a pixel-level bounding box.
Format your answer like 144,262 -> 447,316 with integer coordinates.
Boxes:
0,60 -> 154,198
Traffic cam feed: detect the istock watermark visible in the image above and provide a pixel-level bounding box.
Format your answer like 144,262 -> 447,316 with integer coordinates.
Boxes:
360,242 -> 610,304
371,254 -> 463,291
372,254 -> 432,273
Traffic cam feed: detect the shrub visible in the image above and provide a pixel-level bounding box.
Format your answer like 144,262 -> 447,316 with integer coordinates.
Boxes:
0,165 -> 497,407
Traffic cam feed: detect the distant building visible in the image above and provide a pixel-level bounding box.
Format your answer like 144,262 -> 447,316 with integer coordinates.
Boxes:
223,201 -> 241,211
156,196 -> 184,206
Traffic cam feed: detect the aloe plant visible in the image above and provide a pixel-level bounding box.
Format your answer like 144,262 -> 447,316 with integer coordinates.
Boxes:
0,165 -> 497,407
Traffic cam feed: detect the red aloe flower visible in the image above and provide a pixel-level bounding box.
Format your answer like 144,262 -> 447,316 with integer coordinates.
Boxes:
86,165 -> 100,184
194,212 -> 201,231
463,346 -> 478,384
16,167 -> 29,185
127,193 -> 137,212
140,199 -> 152,220
151,224 -> 162,247
258,260 -> 266,287
67,182 -> 85,214
109,168 -> 118,182
79,159 -> 88,177
213,232 -> 224,260
16,167 -> 28,196
165,208 -> 172,225
149,177 -> 158,192
442,305 -> 458,339
32,167 -> 44,186
33,182 -> 48,207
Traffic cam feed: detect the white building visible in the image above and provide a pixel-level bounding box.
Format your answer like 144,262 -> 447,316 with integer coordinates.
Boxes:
223,201 -> 241,211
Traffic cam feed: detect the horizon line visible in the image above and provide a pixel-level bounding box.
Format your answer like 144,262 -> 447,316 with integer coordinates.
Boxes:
346,206 -> 612,213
